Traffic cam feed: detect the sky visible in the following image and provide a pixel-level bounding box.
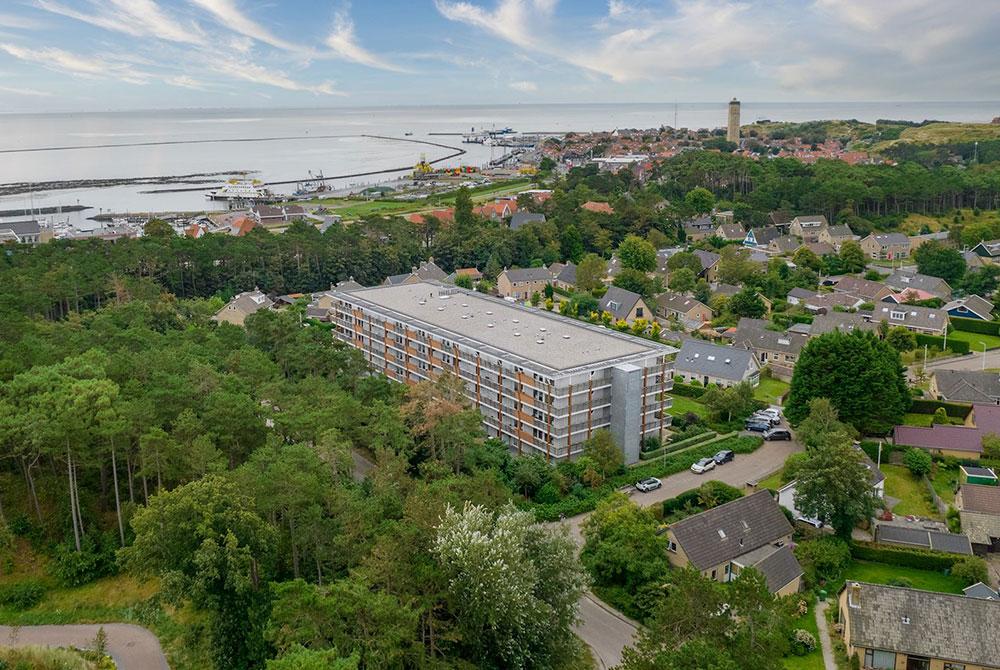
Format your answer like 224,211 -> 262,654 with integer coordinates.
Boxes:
0,0 -> 998,113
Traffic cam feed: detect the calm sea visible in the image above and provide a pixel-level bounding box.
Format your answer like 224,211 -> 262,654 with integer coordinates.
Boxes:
1,101 -> 997,228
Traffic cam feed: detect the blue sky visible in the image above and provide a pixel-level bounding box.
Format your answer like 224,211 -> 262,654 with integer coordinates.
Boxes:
0,0 -> 998,112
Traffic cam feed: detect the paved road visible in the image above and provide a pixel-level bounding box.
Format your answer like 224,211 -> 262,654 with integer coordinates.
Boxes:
919,350 -> 998,373
0,624 -> 169,669
566,436 -> 802,665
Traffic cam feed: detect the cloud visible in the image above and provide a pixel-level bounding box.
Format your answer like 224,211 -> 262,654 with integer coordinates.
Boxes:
509,80 -> 537,92
35,0 -> 201,44
0,13 -> 44,30
325,9 -> 407,72
775,57 -> 846,90
434,0 -> 555,51
210,57 -> 341,95
165,74 -> 207,89
187,0 -> 300,53
0,83 -> 52,96
0,42 -> 151,83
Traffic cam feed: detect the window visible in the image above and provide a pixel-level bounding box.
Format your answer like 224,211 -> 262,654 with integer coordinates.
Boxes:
943,664 -> 965,670
710,569 -> 716,579
667,541 -> 676,552
863,649 -> 896,670
636,307 -> 644,318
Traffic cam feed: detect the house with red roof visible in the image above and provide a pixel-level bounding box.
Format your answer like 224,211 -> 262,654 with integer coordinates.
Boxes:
405,209 -> 455,225
581,201 -> 614,214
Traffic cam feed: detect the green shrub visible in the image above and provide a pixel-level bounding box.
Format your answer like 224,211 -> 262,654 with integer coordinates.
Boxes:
52,533 -> 117,587
789,629 -> 817,656
946,506 -> 962,533
795,537 -> 851,586
908,399 -> 973,419
904,448 -> 933,477
915,333 -> 969,354
951,556 -> 990,586
850,541 -> 963,571
950,317 -> 1000,335
670,382 -> 706,399
0,580 -> 46,610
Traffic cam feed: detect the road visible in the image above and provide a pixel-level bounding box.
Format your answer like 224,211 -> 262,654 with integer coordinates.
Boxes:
566,436 -> 802,666
917,350 -> 999,373
0,624 -> 169,669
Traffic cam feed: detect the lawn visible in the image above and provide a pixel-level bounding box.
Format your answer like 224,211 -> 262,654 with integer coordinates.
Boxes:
881,464 -> 941,519
842,560 -> 965,594
756,469 -> 786,491
902,413 -> 965,427
783,600 -> 824,670
930,464 -> 959,505
667,396 -> 708,418
754,377 -> 790,405
946,328 -> 1000,351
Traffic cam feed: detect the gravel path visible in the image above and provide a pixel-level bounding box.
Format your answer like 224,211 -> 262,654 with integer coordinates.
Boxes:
0,624 -> 168,669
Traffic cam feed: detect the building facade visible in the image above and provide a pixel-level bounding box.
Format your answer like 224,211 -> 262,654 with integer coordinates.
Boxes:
329,282 -> 676,463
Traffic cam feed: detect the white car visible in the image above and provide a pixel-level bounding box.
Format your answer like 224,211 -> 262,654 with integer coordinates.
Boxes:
635,477 -> 662,492
757,408 -> 781,421
690,458 -> 716,474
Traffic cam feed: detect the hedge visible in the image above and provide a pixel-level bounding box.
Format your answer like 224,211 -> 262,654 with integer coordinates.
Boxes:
529,434 -> 762,521
914,333 -> 970,354
950,316 -> 1000,335
850,541 -> 964,572
908,398 -> 973,419
670,382 -> 707,399
639,430 -> 717,460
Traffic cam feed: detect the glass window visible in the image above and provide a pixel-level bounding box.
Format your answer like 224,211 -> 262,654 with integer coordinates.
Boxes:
863,649 -> 896,670
943,664 -> 965,670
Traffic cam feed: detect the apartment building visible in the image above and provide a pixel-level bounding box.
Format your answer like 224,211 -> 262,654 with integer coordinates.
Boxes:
329,281 -> 676,463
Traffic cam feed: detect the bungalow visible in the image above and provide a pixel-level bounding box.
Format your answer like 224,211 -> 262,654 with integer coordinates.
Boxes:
684,215 -> 717,242
908,230 -> 950,254
803,241 -> 836,257
731,318 -> 807,378
884,271 -> 952,300
834,276 -> 894,303
252,204 -> 307,227
656,292 -> 713,327
474,200 -> 517,220
693,249 -> 721,282
553,262 -> 577,291
970,238 -> 1000,263
789,215 -> 829,242
672,339 -> 760,388
956,484 -> 1000,554
872,303 -> 948,336
768,210 -> 793,230
509,211 -> 546,230
598,286 -> 651,324
448,267 -> 484,284
809,312 -> 878,336
818,224 -> 858,250
893,403 -> 1000,460
212,289 -> 274,326
944,294 -> 995,321
383,258 -> 449,286
768,235 -> 801,255
743,226 -> 781,248
581,201 -> 614,215
496,266 -> 552,301
931,370 -> 1000,405
860,232 -> 910,260
664,490 -> 803,596
838,581 -> 1000,670
715,222 -> 746,242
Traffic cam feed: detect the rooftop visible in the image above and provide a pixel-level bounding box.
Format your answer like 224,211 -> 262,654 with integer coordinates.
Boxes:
959,483 -> 1000,515
333,281 -> 675,374
874,524 -> 972,555
673,339 -> 757,382
842,582 -> 1000,667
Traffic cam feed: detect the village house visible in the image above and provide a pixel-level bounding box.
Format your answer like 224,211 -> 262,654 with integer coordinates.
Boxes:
860,232 -> 910,260
405,209 -> 455,225
448,267 -> 484,284
788,215 -> 829,242
768,234 -> 801,255
598,286 -> 651,325
552,262 -> 577,291
673,339 -> 760,388
693,249 -> 721,282
894,403 -> 1000,460
743,226 -> 781,248
730,318 -> 807,380
251,204 -> 307,227
956,484 -> 1000,554
0,219 -> 45,245
872,303 -> 948,335
803,241 -> 836,257
884,271 -> 952,300
971,239 -> 1000,264
873,524 -> 972,555
809,312 -> 878,337
817,224 -> 858,250
833,276 -> 894,303
495,266 -> 552,301
715,222 -> 746,242
838,581 -> 1000,670
655,292 -> 713,328
931,370 -> 1000,404
474,200 -> 517,220
509,211 -> 546,230
787,288 -> 866,314
383,258 -> 449,287
908,230 -> 950,254
684,215 -> 717,242
778,445 -> 884,526
664,491 -> 803,596
212,289 -> 274,326
944,294 -> 995,321
581,201 -> 614,215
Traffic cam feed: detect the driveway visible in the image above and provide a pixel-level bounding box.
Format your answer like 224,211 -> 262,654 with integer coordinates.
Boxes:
566,436 -> 802,664
0,624 -> 169,670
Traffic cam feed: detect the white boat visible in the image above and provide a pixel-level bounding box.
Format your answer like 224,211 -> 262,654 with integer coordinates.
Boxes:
206,179 -> 277,202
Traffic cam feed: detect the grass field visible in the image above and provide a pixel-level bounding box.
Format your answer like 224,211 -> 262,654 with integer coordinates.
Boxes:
947,328 -> 1000,351
756,469 -> 786,491
667,396 -> 708,418
930,465 -> 959,505
841,560 -> 965,594
881,464 -> 941,519
902,413 -> 965,427
754,377 -> 790,405
783,601 -> 824,670
872,122 -> 1000,152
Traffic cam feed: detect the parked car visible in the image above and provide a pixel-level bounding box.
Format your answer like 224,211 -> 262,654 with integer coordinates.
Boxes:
763,427 -> 792,441
757,408 -> 781,421
751,411 -> 780,426
690,458 -> 716,474
635,477 -> 662,492
744,420 -> 771,433
713,449 -> 734,465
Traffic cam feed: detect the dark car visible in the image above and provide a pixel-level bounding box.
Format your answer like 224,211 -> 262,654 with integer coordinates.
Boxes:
763,427 -> 792,441
713,449 -> 734,465
744,420 -> 771,433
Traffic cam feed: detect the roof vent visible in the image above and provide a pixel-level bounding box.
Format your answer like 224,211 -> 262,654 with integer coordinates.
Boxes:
487,323 -> 495,328
462,303 -> 468,307
539,327 -> 547,332
513,319 -> 520,324
563,334 -> 570,339
437,307 -> 445,311
514,332 -> 521,337
707,355 -> 716,361
694,353 -> 700,358
901,616 -> 911,625
717,529 -> 726,539
486,311 -> 493,315
536,339 -> 544,344
724,358 -> 731,364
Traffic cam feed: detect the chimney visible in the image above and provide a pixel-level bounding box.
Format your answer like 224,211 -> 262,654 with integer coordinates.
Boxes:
848,582 -> 862,609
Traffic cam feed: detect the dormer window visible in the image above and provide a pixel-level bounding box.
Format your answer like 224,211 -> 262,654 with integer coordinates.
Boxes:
891,311 -> 906,320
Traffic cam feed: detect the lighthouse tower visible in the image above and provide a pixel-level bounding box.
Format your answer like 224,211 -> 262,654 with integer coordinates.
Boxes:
727,98 -> 741,143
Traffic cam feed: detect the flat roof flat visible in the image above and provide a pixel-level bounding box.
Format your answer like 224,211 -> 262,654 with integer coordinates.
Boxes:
336,282 -> 675,373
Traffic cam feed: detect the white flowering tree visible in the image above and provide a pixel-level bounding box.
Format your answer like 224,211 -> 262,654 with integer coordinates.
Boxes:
433,501 -> 587,669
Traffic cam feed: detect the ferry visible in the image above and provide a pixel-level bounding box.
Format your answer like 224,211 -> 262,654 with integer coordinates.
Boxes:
206,179 -> 277,202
